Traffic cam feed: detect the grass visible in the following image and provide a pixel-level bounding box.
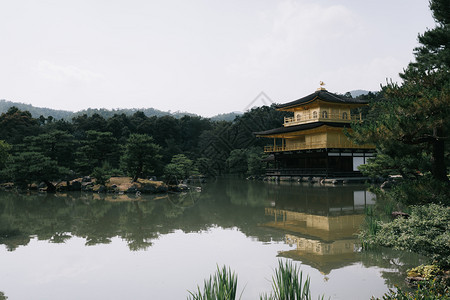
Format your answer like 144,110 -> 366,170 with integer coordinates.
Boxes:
261,260 -> 325,300
188,266 -> 240,300
359,206 -> 381,250
188,260 -> 326,300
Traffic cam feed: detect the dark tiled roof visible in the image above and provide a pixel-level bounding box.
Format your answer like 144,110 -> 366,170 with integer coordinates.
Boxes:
254,122 -> 348,136
276,90 -> 367,109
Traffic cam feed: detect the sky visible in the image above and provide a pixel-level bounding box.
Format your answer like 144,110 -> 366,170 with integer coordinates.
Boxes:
0,0 -> 436,117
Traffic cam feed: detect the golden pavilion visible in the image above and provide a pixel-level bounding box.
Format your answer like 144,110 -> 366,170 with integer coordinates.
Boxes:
255,85 -> 375,177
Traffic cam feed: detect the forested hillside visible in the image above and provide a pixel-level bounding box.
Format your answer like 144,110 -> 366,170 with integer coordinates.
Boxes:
0,104 -> 289,189
0,99 -> 74,120
0,99 -> 237,121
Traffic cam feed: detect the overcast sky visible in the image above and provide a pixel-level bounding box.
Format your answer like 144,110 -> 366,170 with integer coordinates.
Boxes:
0,0 -> 436,117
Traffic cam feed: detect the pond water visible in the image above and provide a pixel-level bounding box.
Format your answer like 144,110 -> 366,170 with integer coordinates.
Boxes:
0,179 -> 425,299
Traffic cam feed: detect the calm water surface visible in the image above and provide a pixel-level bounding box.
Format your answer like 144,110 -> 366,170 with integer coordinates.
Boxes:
0,179 -> 425,299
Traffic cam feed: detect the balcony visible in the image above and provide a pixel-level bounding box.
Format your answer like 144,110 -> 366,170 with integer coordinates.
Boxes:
264,141 -> 374,153
284,113 -> 362,127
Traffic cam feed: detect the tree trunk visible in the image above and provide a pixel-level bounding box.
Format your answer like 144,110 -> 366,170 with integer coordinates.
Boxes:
431,127 -> 448,182
44,180 -> 56,193
133,163 -> 143,182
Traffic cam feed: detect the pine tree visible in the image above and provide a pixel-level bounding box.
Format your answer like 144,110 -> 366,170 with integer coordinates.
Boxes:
352,0 -> 449,182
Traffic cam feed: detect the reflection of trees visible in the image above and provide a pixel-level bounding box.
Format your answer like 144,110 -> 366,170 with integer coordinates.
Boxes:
360,247 -> 427,289
0,179 -> 283,251
225,179 -> 271,207
0,181 -> 425,291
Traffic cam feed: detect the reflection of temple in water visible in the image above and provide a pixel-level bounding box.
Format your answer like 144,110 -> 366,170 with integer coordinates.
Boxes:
263,185 -> 375,274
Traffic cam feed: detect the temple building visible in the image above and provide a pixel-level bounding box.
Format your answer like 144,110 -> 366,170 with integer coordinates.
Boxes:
255,85 -> 375,178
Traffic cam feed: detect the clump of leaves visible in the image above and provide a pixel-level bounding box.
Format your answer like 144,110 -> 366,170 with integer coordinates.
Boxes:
407,264 -> 442,280
91,167 -> 110,186
0,291 -> 7,300
377,278 -> 449,299
164,154 -> 197,184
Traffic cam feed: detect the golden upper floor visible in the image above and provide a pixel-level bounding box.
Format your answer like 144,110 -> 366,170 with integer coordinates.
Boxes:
253,88 -> 372,152
277,89 -> 367,127
283,110 -> 362,127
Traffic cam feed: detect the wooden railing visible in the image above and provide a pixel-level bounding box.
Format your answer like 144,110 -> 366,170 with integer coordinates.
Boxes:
284,113 -> 362,127
264,141 -> 374,153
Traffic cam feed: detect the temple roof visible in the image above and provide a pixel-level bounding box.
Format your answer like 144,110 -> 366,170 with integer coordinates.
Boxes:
254,122 -> 348,137
276,89 -> 367,110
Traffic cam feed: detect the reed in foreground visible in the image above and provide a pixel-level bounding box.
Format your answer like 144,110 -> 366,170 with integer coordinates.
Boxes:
187,265 -> 240,300
260,259 -> 325,300
187,260 -> 326,300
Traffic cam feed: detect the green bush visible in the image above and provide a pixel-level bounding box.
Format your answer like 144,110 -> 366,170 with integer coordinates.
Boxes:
368,204 -> 450,267
407,264 -> 442,280
376,278 -> 449,299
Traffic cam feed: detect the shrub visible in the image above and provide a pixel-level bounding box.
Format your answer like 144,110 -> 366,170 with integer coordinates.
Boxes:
377,278 -> 449,299
371,204 -> 450,267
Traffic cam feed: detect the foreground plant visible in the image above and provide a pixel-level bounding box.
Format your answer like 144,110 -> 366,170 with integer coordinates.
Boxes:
260,260 -> 325,300
375,278 -> 449,300
365,204 -> 449,267
187,260 -> 325,300
0,291 -> 7,300
407,264 -> 442,280
187,265 -> 240,300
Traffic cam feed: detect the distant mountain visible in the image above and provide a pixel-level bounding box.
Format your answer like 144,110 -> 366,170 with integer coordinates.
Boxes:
0,99 -> 241,121
210,111 -> 243,122
0,99 -> 74,120
348,90 -> 372,98
72,107 -> 171,119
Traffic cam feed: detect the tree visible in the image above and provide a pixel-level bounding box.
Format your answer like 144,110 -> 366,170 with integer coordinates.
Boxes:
0,107 -> 40,144
4,152 -> 68,191
91,162 -> 114,185
20,130 -> 76,169
247,147 -> 266,176
121,134 -> 161,181
106,113 -> 131,142
75,130 -> 119,174
226,149 -> 248,175
164,154 -> 196,182
0,140 -> 11,170
179,115 -> 212,156
351,0 -> 449,182
71,113 -> 108,140
226,147 -> 266,176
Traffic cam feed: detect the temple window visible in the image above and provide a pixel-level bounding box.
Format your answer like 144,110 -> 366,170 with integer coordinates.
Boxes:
342,112 -> 348,119
312,111 -> 318,118
322,111 -> 328,118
